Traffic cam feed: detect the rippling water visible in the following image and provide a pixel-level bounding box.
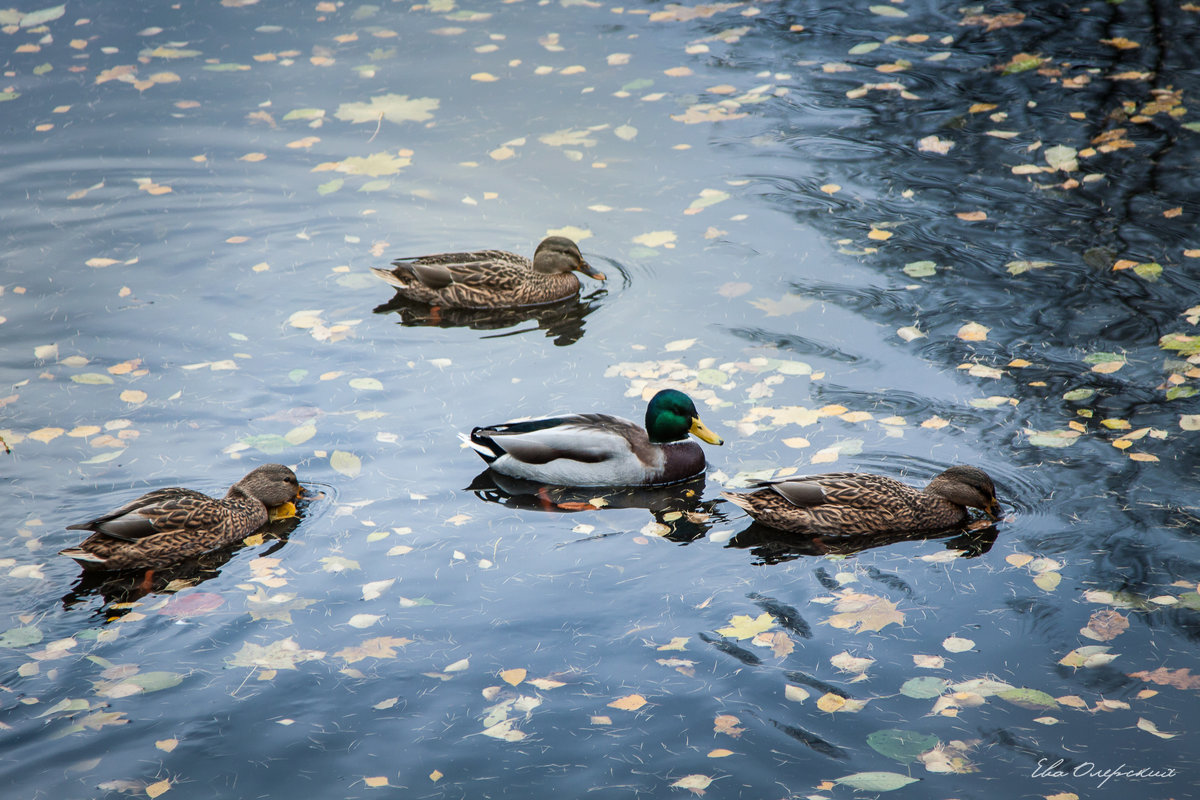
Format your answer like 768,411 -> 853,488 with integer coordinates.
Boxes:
3,1 -> 1199,797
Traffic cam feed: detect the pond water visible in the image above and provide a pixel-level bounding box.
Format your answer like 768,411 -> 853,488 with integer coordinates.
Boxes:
3,0 -> 1199,798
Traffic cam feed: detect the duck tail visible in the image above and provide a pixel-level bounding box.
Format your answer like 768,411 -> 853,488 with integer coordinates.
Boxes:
461,429 -> 501,463
720,491 -> 754,512
59,547 -> 107,566
370,267 -> 410,290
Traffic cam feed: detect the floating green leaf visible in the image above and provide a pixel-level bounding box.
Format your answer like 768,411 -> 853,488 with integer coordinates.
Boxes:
849,42 -> 881,55
331,450 -> 362,478
284,423 -> 316,445
335,94 -> 439,124
835,771 -> 919,791
899,676 -> 948,699
337,152 -> 410,177
1006,259 -> 1052,275
997,687 -> 1058,710
1025,429 -> 1080,448
697,368 -> 729,385
20,4 -> 66,27
1133,262 -> 1162,281
868,5 -> 908,17
284,108 -> 326,121
71,373 -> 114,385
37,698 -> 91,718
349,377 -> 383,391
241,434 -> 290,455
0,625 -> 44,648
358,179 -> 391,192
1062,388 -> 1094,402
1167,385 -> 1197,401
1160,333 -> 1200,356
317,178 -> 344,195
903,260 -> 937,278
867,729 -> 939,763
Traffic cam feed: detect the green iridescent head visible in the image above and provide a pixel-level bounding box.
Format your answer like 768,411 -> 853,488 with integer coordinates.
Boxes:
644,389 -> 723,446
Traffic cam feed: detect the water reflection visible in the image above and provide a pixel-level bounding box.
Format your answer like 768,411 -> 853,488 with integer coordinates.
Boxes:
467,471 -> 721,542
728,521 -> 1000,565
372,289 -> 606,347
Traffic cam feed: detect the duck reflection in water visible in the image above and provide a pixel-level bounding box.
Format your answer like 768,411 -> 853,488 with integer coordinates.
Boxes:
466,471 -> 721,544
727,521 -> 1000,565
372,289 -> 605,347
60,503 -> 308,618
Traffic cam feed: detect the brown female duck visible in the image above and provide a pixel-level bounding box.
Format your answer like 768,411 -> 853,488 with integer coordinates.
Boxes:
60,463 -> 302,569
722,465 -> 1001,535
371,236 -> 606,309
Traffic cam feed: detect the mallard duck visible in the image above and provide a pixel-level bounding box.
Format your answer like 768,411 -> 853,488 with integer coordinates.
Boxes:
60,464 -> 302,570
371,236 -> 606,309
722,465 -> 1001,535
464,389 -> 724,487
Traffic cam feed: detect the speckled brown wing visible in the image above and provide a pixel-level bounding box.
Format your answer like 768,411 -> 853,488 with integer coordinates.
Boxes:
724,474 -> 942,535
65,490 -> 269,569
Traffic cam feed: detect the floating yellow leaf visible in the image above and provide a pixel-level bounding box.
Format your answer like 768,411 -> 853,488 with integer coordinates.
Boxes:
1033,571 -> 1062,591
336,636 -> 411,663
470,72 -> 498,82
632,230 -> 677,248
28,427 -> 65,443
500,668 -> 526,686
957,322 -> 990,341
956,210 -> 987,221
1136,717 -> 1177,739
145,779 -> 171,798
608,694 -> 647,711
120,390 -> 147,404
716,612 -> 775,640
331,450 -> 361,478
817,692 -> 847,712
867,228 -> 893,241
363,776 -> 390,788
671,775 -> 713,794
429,770 -> 443,782
156,738 -> 178,752
1101,37 -> 1141,49
942,635 -> 974,652
826,592 -> 904,633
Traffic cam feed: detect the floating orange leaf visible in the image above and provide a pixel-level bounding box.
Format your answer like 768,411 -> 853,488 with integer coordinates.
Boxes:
608,694 -> 647,711
713,714 -> 744,737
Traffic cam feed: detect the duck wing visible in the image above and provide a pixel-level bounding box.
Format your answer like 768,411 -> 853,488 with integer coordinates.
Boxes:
472,414 -> 641,465
392,250 -> 527,288
755,473 -> 907,509
66,488 -> 213,542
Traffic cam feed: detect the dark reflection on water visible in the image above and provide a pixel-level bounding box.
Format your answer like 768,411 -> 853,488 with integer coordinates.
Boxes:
729,521 -> 1000,565
373,290 -> 607,347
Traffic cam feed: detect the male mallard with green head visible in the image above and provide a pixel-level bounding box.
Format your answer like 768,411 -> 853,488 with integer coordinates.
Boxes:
722,465 -> 1001,535
465,389 -> 723,487
60,463 -> 303,570
371,236 -> 606,309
